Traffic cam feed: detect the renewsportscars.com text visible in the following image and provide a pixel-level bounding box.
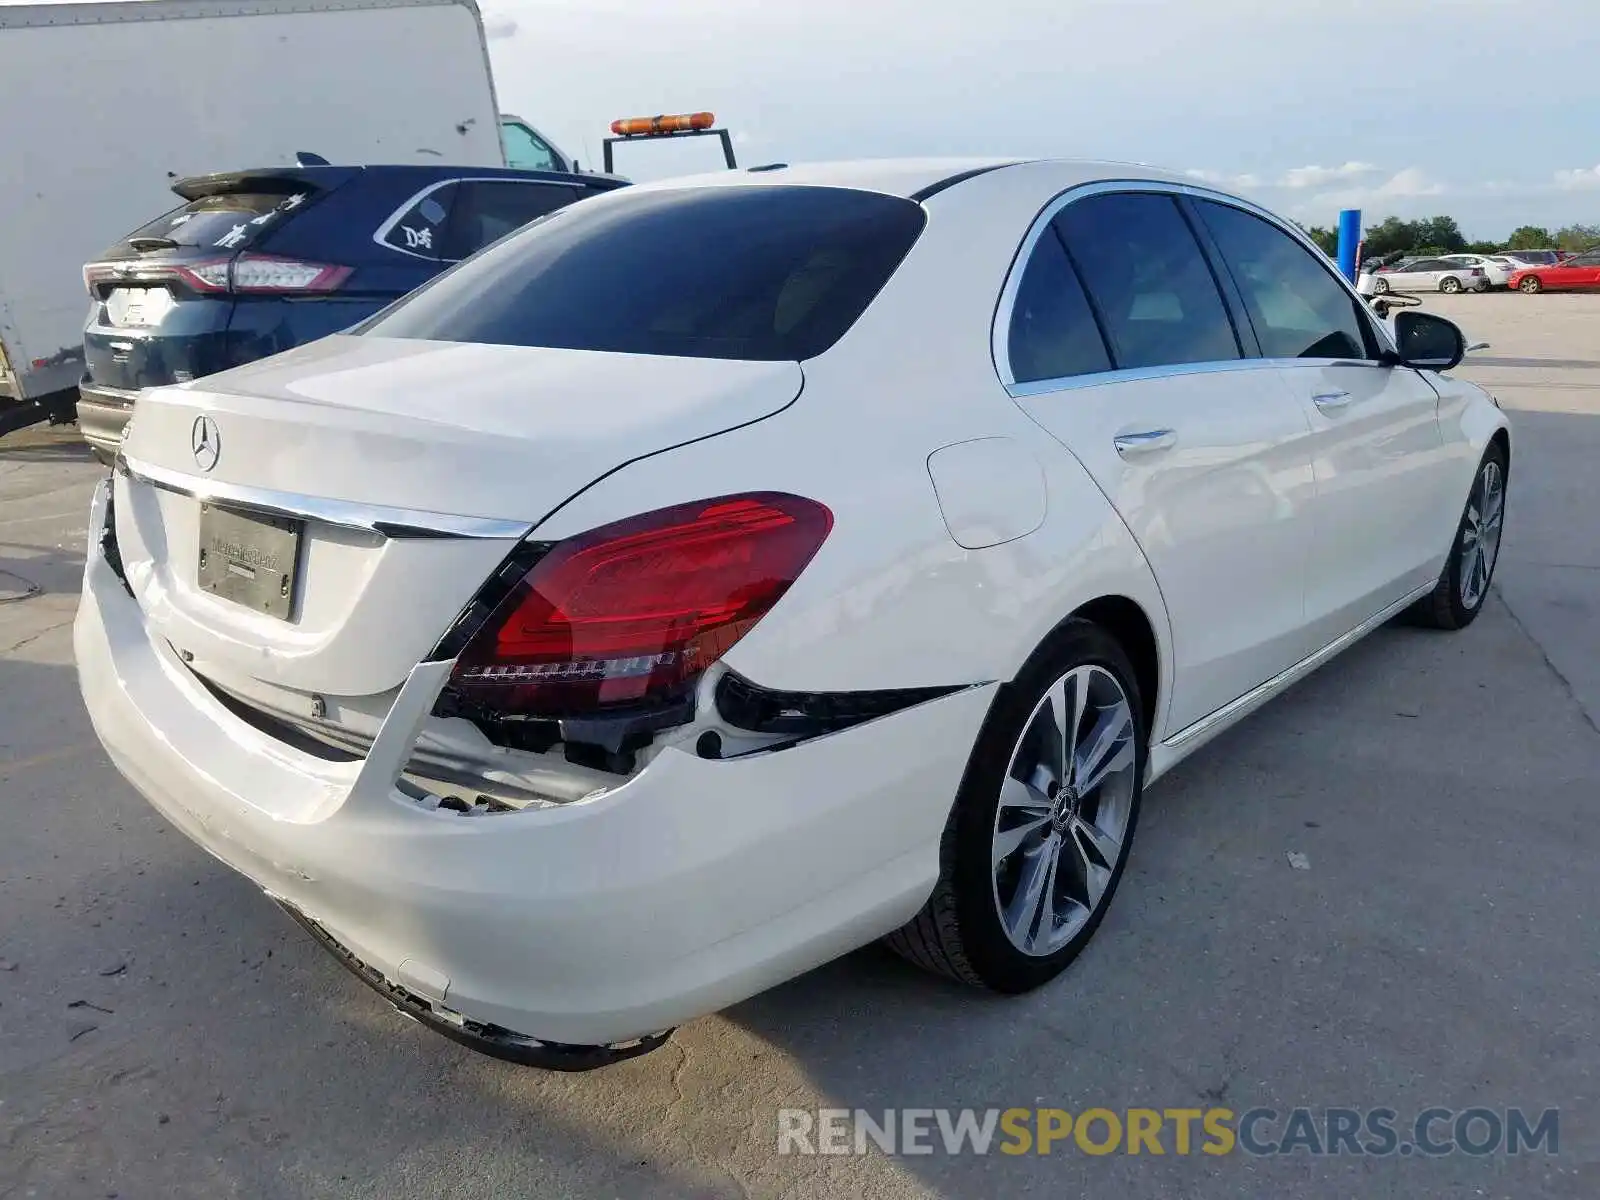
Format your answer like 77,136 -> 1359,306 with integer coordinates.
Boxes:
776,1106 -> 1559,1157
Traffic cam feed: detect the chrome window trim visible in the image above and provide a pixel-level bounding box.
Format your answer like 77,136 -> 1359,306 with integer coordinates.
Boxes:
992,178 -> 1396,397
371,176 -> 576,263
116,453 -> 532,541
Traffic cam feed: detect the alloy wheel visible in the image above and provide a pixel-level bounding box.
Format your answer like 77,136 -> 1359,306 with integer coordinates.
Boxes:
991,665 -> 1138,957
1459,458 -> 1505,609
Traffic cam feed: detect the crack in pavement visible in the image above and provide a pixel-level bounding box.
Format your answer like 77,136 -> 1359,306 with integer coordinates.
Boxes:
1495,586 -> 1600,738
0,616 -> 74,656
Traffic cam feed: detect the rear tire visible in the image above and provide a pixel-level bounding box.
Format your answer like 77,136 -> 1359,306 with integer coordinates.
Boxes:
885,620 -> 1147,993
1407,443 -> 1508,630
1372,278 -> 1391,295
1519,275 -> 1543,294
1440,276 -> 1463,294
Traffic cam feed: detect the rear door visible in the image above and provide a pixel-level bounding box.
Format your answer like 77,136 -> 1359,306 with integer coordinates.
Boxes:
1189,197 -> 1454,644
1002,188 -> 1319,734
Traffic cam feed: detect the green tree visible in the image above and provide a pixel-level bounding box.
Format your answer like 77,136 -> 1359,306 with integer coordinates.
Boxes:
1465,240 -> 1503,255
1362,216 -> 1420,257
1555,223 -> 1600,252
1302,224 -> 1339,256
1506,225 -> 1556,250
1413,215 -> 1466,253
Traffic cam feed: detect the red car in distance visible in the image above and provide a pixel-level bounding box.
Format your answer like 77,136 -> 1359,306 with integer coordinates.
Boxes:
1508,248 -> 1600,293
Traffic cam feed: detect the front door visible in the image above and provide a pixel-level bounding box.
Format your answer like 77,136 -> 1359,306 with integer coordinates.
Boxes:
1001,189 -> 1320,734
1189,197 -> 1454,646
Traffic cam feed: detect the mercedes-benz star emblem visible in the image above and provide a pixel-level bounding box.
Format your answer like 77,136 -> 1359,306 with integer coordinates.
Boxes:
191,415 -> 221,472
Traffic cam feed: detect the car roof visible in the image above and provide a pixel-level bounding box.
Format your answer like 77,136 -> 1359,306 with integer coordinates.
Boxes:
173,162 -> 623,201
613,157 -> 1193,201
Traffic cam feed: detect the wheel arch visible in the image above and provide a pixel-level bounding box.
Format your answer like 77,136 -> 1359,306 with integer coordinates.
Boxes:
1019,595 -> 1163,741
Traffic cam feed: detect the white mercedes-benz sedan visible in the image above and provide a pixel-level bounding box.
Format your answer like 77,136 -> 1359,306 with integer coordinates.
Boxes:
76,158 -> 1510,1069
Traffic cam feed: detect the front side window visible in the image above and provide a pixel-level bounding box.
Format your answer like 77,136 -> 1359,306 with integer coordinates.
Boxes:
361,185 -> 927,361
1193,198 -> 1373,361
1053,192 -> 1240,371
1006,225 -> 1112,383
501,122 -> 559,172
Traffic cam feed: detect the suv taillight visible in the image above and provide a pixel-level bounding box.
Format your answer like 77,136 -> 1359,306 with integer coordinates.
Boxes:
83,253 -> 349,298
447,493 -> 833,717
228,254 -> 351,293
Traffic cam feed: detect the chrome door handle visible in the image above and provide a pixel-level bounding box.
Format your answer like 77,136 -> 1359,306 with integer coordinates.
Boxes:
1113,429 -> 1177,457
1312,390 -> 1353,411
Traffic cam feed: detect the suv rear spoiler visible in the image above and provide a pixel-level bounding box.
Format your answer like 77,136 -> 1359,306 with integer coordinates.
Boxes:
173,166 -> 360,202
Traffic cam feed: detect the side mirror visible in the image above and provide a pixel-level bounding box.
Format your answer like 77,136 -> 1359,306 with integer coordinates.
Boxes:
1392,310 -> 1466,372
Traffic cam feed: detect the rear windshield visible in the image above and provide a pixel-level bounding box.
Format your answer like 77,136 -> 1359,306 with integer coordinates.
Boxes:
122,191 -> 310,252
358,185 -> 928,361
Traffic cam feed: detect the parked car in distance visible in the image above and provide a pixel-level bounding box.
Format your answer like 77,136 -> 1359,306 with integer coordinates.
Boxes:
1507,247 -> 1600,293
1440,253 -> 1515,289
1499,249 -> 1563,268
76,158 -> 1510,1068
1369,257 -> 1488,294
78,163 -> 626,462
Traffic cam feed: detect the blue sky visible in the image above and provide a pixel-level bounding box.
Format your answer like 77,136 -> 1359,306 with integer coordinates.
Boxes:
485,0 -> 1600,239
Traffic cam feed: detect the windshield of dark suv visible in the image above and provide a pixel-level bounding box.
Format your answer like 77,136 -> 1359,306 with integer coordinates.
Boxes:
359,185 -> 928,361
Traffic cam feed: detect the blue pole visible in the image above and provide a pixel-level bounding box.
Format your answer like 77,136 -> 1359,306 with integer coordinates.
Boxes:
1337,208 -> 1362,282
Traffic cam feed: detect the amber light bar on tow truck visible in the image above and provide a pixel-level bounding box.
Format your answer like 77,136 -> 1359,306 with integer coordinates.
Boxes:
602,111 -> 737,174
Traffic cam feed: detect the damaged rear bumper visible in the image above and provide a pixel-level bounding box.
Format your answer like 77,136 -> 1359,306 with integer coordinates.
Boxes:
74,479 -> 996,1057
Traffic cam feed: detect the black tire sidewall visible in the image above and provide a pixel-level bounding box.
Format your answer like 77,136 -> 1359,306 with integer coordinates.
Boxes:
946,622 -> 1148,993
1441,277 -> 1462,293
1373,278 -> 1390,294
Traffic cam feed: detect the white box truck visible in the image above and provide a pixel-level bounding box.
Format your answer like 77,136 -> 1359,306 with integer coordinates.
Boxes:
0,0 -> 569,437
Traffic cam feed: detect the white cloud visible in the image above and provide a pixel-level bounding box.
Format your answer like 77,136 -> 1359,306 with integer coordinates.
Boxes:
1554,165 -> 1600,190
1278,162 -> 1380,189
1370,168 -> 1446,198
483,14 -> 519,40
1184,168 -> 1262,189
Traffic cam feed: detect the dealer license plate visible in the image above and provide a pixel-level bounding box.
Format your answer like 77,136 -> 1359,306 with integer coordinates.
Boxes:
197,503 -> 302,619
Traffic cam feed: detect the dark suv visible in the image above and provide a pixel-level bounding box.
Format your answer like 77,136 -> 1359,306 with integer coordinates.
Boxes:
79,163 -> 626,461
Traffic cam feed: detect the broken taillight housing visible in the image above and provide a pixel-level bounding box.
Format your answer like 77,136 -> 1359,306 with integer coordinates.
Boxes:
446,493 -> 833,718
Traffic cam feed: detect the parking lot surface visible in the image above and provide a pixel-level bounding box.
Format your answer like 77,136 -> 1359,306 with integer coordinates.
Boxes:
2,294 -> 1597,1199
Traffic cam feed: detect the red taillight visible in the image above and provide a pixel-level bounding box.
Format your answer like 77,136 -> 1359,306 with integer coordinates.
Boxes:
449,494 -> 833,716
228,253 -> 351,293
82,254 -> 348,299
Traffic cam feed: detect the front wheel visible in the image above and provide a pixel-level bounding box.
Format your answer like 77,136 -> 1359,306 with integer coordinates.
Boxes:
885,621 -> 1146,993
1519,275 -> 1543,294
1407,444 -> 1508,630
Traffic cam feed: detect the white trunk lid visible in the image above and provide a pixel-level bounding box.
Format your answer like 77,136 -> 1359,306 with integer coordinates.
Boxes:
114,335 -> 802,698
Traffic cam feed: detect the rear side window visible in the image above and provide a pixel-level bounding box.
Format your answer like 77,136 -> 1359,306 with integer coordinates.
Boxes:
361,186 -> 927,361
438,181 -> 580,260
1006,227 -> 1111,383
381,184 -> 457,258
1053,193 -> 1240,371
1193,199 -> 1372,361
123,191 -> 310,252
